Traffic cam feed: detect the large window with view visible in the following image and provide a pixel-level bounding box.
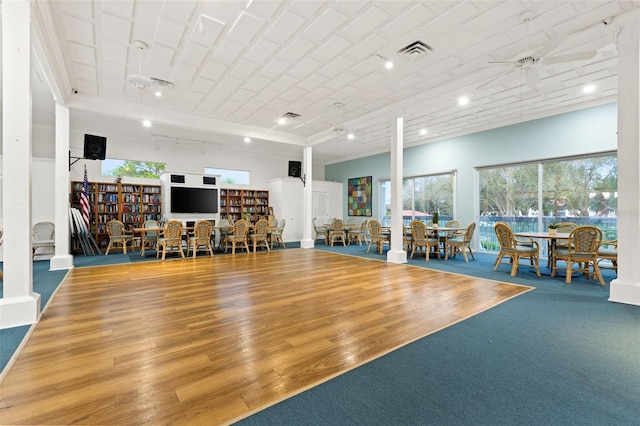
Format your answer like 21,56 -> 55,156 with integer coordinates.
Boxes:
478,153 -> 617,256
380,172 -> 454,226
102,159 -> 166,178
204,167 -> 250,185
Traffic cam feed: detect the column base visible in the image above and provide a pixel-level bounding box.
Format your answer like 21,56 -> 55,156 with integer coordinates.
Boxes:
386,249 -> 407,264
609,278 -> 640,306
300,239 -> 314,249
0,294 -> 41,329
50,254 -> 74,271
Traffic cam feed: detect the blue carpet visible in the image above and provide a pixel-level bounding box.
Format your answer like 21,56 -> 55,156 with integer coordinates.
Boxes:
237,244 -> 640,425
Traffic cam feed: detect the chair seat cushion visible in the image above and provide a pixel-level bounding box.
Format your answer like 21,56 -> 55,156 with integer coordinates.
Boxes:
515,245 -> 538,254
598,248 -> 617,256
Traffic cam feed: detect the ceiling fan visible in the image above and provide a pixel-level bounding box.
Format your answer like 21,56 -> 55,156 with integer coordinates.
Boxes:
479,11 -> 598,89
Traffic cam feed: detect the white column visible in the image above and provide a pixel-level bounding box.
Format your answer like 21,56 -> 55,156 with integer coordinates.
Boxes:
387,114 -> 407,263
610,20 -> 640,306
301,146 -> 314,248
50,104 -> 74,270
0,0 -> 41,328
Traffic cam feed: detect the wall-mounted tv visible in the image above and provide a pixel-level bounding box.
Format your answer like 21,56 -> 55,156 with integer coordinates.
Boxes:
170,187 -> 219,214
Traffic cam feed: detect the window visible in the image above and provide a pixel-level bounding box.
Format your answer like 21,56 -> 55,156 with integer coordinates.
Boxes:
380,172 -> 455,226
204,167 -> 250,185
102,159 -> 166,178
478,153 -> 617,253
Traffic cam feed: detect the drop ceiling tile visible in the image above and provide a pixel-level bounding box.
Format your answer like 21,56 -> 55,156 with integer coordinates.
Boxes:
288,57 -> 322,78
351,72 -> 386,89
244,74 -> 272,92
101,0 -> 134,18
208,89 -> 231,103
464,2 -> 523,34
59,0 -> 93,19
264,10 -> 307,43
342,6 -> 390,39
279,86 -> 307,102
179,41 -> 209,67
101,61 -> 126,80
62,14 -> 95,45
161,0 -> 196,22
212,39 -> 245,64
317,56 -> 356,78
271,75 -> 299,92
247,0 -> 281,19
346,33 -> 391,60
330,85 -> 359,102
191,78 -> 216,94
218,75 -> 244,93
291,0 -> 325,17
148,44 -> 175,73
259,58 -> 290,79
323,71 -> 358,90
255,87 -> 280,103
154,17 -> 186,48
182,91 -> 205,104
229,60 -> 260,80
312,35 -> 352,62
101,12 -> 132,44
278,37 -> 316,62
460,32 -> 512,58
228,12 -> 265,45
172,62 -> 198,83
421,1 -> 478,38
100,78 -> 125,95
298,74 -> 328,91
101,40 -> 127,64
303,8 -> 349,42
68,42 -> 97,66
335,0 -> 368,14
73,63 -> 97,81
246,39 -> 281,63
201,61 -> 228,81
190,14 -> 225,46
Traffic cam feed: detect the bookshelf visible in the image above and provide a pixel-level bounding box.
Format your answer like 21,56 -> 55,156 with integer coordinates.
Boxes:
219,189 -> 269,223
71,181 -> 161,249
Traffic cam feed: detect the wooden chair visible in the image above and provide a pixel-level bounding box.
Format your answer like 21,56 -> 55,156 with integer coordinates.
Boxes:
188,220 -> 214,257
546,222 -> 578,267
226,219 -> 250,254
32,221 -> 55,259
597,239 -> 617,273
445,221 -> 476,262
328,218 -> 347,247
217,218 -> 232,251
105,220 -> 134,255
140,219 -> 160,256
493,222 -> 540,276
157,220 -> 185,260
552,226 -> 605,285
348,219 -> 368,246
249,219 -> 271,252
270,219 -> 286,249
367,219 -> 390,254
312,218 -> 328,244
410,220 -> 440,261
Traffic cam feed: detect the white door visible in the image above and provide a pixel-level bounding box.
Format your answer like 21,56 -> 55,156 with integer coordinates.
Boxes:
312,191 -> 330,225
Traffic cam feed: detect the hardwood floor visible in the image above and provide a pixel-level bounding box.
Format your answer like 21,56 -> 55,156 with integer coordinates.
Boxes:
0,249 -> 531,425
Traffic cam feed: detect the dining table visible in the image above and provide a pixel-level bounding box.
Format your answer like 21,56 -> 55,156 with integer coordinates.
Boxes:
514,230 -> 572,275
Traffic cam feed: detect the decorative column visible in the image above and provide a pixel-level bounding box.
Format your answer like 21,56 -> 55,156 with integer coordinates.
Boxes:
0,0 -> 41,328
610,20 -> 640,306
300,146 -> 314,248
387,114 -> 407,264
50,104 -> 74,270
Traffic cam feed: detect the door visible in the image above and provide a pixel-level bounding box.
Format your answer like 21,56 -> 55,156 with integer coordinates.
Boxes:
312,191 -> 330,225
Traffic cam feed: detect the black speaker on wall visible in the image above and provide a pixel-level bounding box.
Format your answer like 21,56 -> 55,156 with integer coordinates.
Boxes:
83,134 -> 107,160
288,161 -> 302,178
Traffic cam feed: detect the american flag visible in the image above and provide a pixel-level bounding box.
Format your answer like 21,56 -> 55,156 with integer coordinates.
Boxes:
80,166 -> 90,230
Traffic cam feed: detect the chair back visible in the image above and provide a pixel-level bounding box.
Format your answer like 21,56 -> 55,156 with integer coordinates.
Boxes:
253,219 -> 269,237
443,219 -> 460,237
410,220 -> 427,239
569,226 -> 602,255
269,218 -> 278,227
368,219 -> 384,237
556,222 -> 578,234
233,219 -> 250,237
279,218 -> 286,228
106,220 -> 127,238
463,221 -> 477,242
33,222 -> 55,240
358,219 -> 368,232
494,222 -> 516,249
163,220 -> 184,241
331,218 -> 344,231
143,219 -> 160,238
193,220 -> 213,240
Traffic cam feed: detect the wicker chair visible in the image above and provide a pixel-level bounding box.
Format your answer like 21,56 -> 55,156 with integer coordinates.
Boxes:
188,220 -> 214,257
552,226 -> 605,285
270,219 -> 286,249
597,239 -> 617,273
313,218 -> 328,244
328,218 -> 347,247
546,222 -> 578,267
348,219 -> 368,246
249,219 -> 271,252
367,219 -> 390,254
493,222 -> 540,276
32,221 -> 55,259
410,220 -> 441,261
140,219 -> 160,256
217,218 -> 232,251
105,220 -> 134,255
445,221 -> 476,262
226,219 -> 250,254
157,220 -> 185,260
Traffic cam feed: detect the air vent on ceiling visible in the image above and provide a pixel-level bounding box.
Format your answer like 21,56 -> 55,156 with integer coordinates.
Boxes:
150,77 -> 176,90
397,40 -> 433,62
282,112 -> 301,119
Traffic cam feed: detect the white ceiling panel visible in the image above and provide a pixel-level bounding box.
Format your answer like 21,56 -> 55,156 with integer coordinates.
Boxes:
264,9 -> 307,43
381,3 -> 432,38
179,41 -> 209,67
303,7 -> 349,42
244,74 -> 272,92
211,39 -> 245,64
190,14 -> 225,46
312,35 -> 352,61
277,37 -> 316,62
259,58 -> 290,79
68,42 -> 97,66
245,39 -> 281,63
101,61 -> 126,80
341,6 -> 390,39
288,57 -> 323,78
228,12 -> 266,45
154,17 -> 186,48
172,62 -> 197,83
62,14 -> 95,45
73,63 -> 97,81
101,0 -> 135,18
147,44 -> 175,73
229,60 -> 260,80
200,60 -> 228,81
160,0 -> 196,22
101,12 -> 132,44
346,33 -> 393,60
59,0 -> 93,19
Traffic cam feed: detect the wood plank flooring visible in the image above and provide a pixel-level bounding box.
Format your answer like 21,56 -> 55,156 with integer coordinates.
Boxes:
0,249 -> 532,425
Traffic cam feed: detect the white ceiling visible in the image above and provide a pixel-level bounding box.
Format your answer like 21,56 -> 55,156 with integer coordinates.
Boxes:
29,1 -> 640,164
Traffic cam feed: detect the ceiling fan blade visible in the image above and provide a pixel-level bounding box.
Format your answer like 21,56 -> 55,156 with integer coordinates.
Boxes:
542,50 -> 597,64
477,68 -> 517,90
526,68 -> 540,88
537,35 -> 569,57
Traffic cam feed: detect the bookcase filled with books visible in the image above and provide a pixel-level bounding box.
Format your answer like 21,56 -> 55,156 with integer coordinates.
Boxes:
219,188 -> 269,223
71,181 -> 161,250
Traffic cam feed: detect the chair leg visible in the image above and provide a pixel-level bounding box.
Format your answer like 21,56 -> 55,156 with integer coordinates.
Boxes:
565,260 -> 573,283
510,255 -> 519,276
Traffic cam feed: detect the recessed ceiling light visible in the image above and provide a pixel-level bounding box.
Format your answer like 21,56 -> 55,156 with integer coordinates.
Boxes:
142,120 -> 152,127
277,117 -> 287,125
458,96 -> 469,106
155,91 -> 162,97
244,137 -> 251,143
583,84 -> 596,94
347,133 -> 355,140
419,128 -> 428,136
384,60 -> 394,70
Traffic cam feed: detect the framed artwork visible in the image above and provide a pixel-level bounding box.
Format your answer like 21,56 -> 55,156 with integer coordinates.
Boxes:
348,176 -> 372,216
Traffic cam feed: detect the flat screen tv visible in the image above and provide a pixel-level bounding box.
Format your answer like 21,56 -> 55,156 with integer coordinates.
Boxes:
170,187 -> 219,214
